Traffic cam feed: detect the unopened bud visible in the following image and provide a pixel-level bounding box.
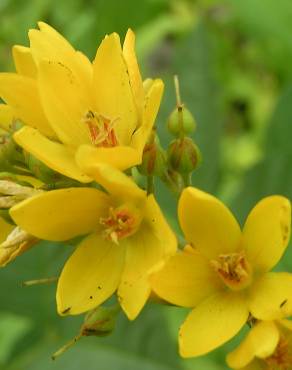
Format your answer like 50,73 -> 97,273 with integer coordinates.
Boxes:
52,304 -> 120,360
168,75 -> 197,137
138,135 -> 166,177
167,137 -> 201,174
167,106 -> 196,137
0,226 -> 38,267
0,180 -> 43,208
81,305 -> 119,337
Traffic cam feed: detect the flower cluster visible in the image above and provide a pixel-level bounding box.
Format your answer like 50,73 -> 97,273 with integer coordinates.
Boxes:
0,23 -> 292,368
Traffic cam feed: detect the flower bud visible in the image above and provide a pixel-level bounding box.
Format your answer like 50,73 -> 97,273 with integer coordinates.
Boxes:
137,135 -> 166,177
167,106 -> 197,137
167,137 -> 201,174
0,225 -> 37,267
0,180 -> 43,209
81,305 -> 119,337
51,304 -> 120,360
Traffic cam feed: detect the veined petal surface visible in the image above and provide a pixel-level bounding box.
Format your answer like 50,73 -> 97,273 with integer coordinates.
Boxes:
10,188 -> 110,241
178,187 -> 242,259
12,45 -> 37,78
151,249 -> 221,307
243,196 -> 291,272
57,232 -> 125,315
179,291 -> 249,358
248,272 -> 292,320
0,73 -> 55,137
76,144 -> 141,172
93,33 -> 137,146
13,127 -> 91,183
226,321 -> 279,369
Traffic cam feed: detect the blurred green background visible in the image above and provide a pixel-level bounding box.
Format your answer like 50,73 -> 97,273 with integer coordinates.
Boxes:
1,0 -> 292,369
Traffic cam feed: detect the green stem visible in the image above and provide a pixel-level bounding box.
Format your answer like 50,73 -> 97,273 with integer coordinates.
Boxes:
182,172 -> 192,188
21,276 -> 58,287
51,334 -> 82,360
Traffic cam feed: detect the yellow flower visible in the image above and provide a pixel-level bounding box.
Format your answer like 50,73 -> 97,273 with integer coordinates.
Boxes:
150,187 -> 292,358
9,164 -> 177,319
0,22 -> 164,182
227,319 -> 292,369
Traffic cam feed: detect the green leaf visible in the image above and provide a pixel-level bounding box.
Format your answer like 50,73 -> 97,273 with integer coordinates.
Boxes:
0,312 -> 32,365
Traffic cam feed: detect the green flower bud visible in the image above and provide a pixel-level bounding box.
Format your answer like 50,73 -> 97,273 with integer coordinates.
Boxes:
167,137 -> 201,174
138,135 -> 166,177
81,305 -> 119,337
167,106 -> 196,137
52,304 -> 120,360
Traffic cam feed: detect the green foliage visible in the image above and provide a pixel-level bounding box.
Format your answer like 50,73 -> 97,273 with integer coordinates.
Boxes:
1,0 -> 292,369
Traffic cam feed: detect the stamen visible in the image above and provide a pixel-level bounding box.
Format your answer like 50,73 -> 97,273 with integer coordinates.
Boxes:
210,251 -> 252,290
82,111 -> 119,147
100,204 -> 142,244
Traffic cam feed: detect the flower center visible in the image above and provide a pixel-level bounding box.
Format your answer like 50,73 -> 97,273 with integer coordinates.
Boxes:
99,204 -> 142,244
82,110 -> 119,147
264,337 -> 292,370
210,251 -> 252,291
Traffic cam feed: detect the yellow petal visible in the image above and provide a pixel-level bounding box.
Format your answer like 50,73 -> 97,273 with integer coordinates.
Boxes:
12,45 -> 37,78
178,187 -> 242,259
0,73 -> 55,137
13,126 -> 91,183
143,78 -> 154,94
226,321 -> 279,369
122,194 -> 177,283
10,187 -> 110,241
179,291 -> 249,358
29,22 -> 92,95
123,29 -> 144,116
118,275 -> 151,320
243,196 -> 291,272
93,33 -> 138,145
78,162 -> 145,201
0,104 -> 15,132
249,272 -> 292,320
131,79 -> 164,154
150,249 -> 221,308
76,144 -> 141,172
57,232 -> 125,315
38,60 -> 91,147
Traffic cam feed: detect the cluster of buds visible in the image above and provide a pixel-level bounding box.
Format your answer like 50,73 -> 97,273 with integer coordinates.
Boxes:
138,76 -> 201,193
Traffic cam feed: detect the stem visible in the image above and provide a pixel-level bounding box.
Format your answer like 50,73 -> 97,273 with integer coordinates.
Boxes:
21,277 -> 58,287
51,334 -> 82,360
174,75 -> 185,139
182,172 -> 192,188
174,75 -> 182,107
147,175 -> 154,195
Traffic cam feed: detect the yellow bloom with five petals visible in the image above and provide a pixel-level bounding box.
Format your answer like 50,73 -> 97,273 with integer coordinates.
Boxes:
0,22 -> 164,182
227,319 -> 292,369
9,164 -> 177,320
151,187 -> 292,358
